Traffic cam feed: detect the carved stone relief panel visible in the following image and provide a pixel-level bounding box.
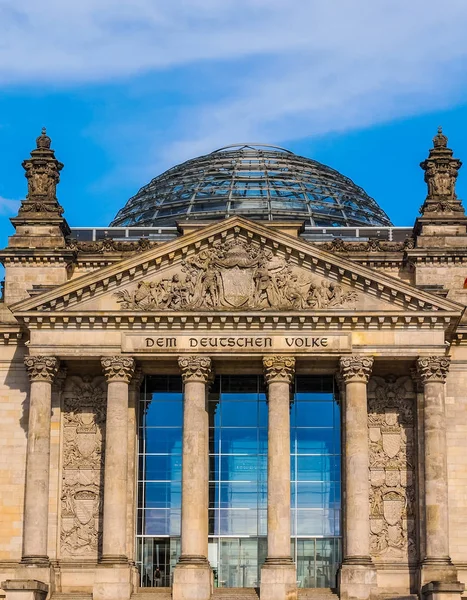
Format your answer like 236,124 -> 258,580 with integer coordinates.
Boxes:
367,375 -> 417,562
60,375 -> 106,557
114,237 -> 358,311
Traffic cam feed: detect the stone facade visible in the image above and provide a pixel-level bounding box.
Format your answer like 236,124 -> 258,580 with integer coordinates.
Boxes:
1,130 -> 467,600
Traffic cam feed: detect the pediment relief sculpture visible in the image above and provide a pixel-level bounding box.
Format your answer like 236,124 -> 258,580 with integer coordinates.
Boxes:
114,239 -> 358,311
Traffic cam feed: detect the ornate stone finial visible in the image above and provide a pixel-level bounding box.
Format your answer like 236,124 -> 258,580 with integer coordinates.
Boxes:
416,356 -> 451,384
263,355 -> 295,385
24,355 -> 60,383
178,356 -> 212,383
339,355 -> 373,383
433,126 -> 448,149
36,127 -> 51,150
101,356 -> 136,383
19,128 -> 64,215
419,127 -> 463,216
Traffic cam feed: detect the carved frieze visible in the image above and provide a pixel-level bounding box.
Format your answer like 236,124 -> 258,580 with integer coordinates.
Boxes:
114,238 -> 358,311
368,375 -> 417,562
60,375 -> 106,557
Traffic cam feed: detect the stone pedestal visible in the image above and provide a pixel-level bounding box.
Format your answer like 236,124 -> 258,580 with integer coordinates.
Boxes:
173,356 -> 213,600
1,580 -> 48,600
422,582 -> 465,600
22,356 -> 59,564
338,356 -> 376,600
93,565 -> 132,600
417,356 -> 461,593
260,356 -> 297,600
100,356 -> 135,565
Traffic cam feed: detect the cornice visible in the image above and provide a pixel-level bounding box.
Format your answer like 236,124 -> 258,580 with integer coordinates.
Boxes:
10,218 -> 463,315
0,248 -> 76,266
15,310 -> 456,332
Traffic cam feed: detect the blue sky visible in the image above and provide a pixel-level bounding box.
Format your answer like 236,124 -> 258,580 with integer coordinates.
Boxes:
1,0 -> 467,247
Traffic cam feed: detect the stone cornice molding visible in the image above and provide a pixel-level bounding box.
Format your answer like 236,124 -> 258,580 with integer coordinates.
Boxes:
101,355 -> 135,383
263,355 -> 295,385
416,355 -> 451,384
10,217 -> 462,316
339,355 -> 374,383
24,355 -> 60,383
16,311 -> 458,333
178,355 -> 212,383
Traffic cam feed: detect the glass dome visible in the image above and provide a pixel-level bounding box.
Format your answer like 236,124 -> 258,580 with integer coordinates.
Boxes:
110,144 -> 392,228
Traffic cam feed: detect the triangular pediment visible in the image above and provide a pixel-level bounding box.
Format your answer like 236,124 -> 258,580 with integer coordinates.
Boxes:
11,217 -> 463,329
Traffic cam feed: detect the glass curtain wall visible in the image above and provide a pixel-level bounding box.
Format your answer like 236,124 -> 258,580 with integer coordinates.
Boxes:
136,373 -> 341,589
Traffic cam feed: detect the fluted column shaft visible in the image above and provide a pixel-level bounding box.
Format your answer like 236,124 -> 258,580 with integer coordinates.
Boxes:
22,355 -> 59,563
340,355 -> 373,564
101,356 -> 135,563
178,356 -> 212,563
263,355 -> 295,564
417,356 -> 452,564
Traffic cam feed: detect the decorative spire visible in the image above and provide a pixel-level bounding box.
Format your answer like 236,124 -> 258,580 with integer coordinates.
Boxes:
19,127 -> 64,215
419,127 -> 463,216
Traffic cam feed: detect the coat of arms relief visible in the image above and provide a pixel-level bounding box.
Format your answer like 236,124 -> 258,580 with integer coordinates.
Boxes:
60,376 -> 106,557
368,376 -> 417,562
114,238 -> 358,311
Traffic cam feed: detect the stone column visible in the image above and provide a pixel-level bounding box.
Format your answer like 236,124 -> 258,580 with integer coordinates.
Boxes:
173,356 -> 213,600
261,355 -> 297,600
22,355 -> 59,563
338,355 -> 376,600
417,356 -> 462,592
100,356 -> 135,563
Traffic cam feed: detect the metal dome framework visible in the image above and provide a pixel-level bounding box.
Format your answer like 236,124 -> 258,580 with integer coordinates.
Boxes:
111,144 -> 392,228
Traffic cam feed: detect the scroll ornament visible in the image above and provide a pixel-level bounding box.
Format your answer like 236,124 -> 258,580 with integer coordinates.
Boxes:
416,355 -> 450,384
101,356 -> 136,383
24,355 -> 60,383
339,355 -> 374,383
178,355 -> 212,383
263,355 -> 296,385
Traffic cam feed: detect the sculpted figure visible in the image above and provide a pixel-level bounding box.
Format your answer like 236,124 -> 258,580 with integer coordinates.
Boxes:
201,269 -> 219,307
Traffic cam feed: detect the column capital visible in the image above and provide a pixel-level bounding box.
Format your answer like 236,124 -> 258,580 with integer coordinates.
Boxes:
178,355 -> 212,383
339,355 -> 373,384
417,355 -> 451,384
263,355 -> 295,385
24,355 -> 60,383
101,355 -> 135,383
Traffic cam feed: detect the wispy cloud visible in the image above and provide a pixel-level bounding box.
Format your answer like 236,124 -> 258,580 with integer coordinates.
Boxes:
1,0 -> 467,178
0,197 -> 20,216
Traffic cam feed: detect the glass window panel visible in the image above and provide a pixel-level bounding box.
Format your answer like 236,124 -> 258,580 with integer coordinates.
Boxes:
216,482 -> 266,508
221,401 -> 258,427
293,428 -> 336,454
220,428 -> 264,454
218,509 -> 259,535
143,482 -> 181,508
142,455 -> 182,481
220,455 -> 266,481
143,428 -> 182,454
295,402 -> 334,427
141,509 -> 181,536
144,398 -> 183,427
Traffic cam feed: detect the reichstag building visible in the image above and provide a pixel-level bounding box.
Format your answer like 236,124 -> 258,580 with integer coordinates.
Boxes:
1,129 -> 466,600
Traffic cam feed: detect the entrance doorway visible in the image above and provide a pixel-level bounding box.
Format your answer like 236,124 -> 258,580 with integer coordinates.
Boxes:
136,374 -> 341,588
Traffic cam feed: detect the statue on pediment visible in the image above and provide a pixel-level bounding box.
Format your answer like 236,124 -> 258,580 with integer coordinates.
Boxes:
115,239 -> 358,311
